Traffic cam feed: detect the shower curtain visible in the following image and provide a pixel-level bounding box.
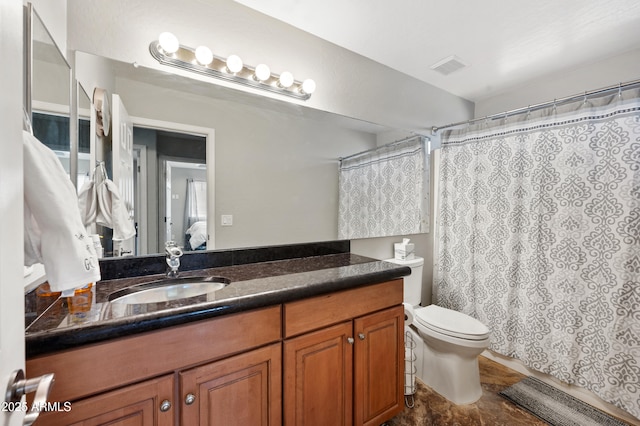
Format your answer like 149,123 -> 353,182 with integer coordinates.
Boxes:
338,136 -> 430,239
435,91 -> 640,418
185,179 -> 207,228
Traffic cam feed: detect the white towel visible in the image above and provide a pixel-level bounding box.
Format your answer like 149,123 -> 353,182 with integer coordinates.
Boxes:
23,131 -> 101,293
78,163 -> 136,241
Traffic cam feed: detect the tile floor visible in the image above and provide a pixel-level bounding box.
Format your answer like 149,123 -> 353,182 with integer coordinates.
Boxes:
387,355 -> 634,426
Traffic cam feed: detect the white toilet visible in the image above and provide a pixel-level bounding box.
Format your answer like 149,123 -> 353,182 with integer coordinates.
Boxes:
386,256 -> 490,405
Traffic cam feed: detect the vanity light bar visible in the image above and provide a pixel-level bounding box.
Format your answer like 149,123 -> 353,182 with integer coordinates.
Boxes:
149,37 -> 315,101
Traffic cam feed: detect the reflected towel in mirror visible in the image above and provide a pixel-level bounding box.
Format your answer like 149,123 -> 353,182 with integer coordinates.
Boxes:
78,162 -> 136,241
23,131 -> 101,293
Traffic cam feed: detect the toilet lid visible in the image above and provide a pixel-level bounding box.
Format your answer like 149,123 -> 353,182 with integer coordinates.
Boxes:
415,305 -> 490,340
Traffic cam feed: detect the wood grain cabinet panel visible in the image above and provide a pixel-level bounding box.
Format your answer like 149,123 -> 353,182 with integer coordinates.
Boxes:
354,305 -> 404,426
180,343 -> 282,426
35,374 -> 174,426
284,280 -> 404,426
284,280 -> 403,338
284,321 -> 353,426
28,280 -> 404,426
27,306 -> 281,404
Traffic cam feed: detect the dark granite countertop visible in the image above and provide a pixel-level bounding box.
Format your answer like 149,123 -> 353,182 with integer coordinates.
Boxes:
25,253 -> 410,358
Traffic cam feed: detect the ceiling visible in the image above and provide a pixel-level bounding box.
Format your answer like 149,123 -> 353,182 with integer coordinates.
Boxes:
232,0 -> 640,102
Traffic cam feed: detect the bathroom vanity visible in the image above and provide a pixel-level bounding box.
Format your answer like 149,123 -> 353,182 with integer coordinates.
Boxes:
25,243 -> 410,426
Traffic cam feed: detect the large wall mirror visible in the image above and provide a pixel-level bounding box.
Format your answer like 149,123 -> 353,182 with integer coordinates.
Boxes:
66,50 -> 411,259
26,4 -> 72,176
73,53 -> 407,258
27,1 -> 406,260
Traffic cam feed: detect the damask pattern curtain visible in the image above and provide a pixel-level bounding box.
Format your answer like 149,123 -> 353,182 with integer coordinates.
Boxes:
435,92 -> 640,418
338,136 -> 429,239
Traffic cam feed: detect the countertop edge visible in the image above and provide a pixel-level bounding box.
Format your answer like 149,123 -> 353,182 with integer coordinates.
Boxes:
26,262 -> 410,358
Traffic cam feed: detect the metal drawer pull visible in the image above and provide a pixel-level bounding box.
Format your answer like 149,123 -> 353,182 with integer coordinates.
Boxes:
185,393 -> 196,405
4,369 -> 55,426
347,337 -> 355,344
160,399 -> 172,412
358,333 -> 366,340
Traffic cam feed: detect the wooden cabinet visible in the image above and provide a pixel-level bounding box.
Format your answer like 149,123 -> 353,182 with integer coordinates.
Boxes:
27,279 -> 404,426
354,306 -> 404,426
39,343 -> 282,426
36,374 -> 174,426
28,306 -> 281,426
284,321 -> 354,426
283,280 -> 404,426
180,343 -> 282,426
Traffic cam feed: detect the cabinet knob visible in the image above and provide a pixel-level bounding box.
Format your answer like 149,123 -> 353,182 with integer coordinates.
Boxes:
185,393 -> 196,405
358,333 -> 366,340
347,337 -> 355,344
160,399 -> 172,412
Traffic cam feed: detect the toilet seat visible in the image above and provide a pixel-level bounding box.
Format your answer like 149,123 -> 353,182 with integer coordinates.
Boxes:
414,305 -> 490,341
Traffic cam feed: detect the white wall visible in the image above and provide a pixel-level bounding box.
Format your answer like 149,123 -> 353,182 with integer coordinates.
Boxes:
29,0 -> 67,56
475,48 -> 640,117
67,0 -> 473,134
75,53 -> 116,98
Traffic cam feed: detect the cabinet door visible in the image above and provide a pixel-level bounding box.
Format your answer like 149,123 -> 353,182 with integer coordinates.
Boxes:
354,306 -> 404,426
35,374 -> 174,426
180,343 -> 282,426
284,321 -> 353,426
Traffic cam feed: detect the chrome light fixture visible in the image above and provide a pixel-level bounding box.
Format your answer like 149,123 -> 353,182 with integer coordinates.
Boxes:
150,32 -> 316,100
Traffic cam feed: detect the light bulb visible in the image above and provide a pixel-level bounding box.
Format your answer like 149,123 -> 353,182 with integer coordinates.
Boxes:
195,46 -> 213,65
253,64 -> 271,82
196,46 -> 213,66
158,32 -> 179,54
226,54 -> 243,73
301,79 -> 316,95
278,71 -> 294,88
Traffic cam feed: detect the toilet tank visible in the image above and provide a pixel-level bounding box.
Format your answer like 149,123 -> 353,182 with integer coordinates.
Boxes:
385,257 -> 424,306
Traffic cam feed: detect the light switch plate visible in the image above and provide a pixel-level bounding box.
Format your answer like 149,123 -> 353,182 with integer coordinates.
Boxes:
221,214 -> 233,226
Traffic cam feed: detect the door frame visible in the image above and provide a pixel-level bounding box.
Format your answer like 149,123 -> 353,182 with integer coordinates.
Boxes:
1,1 -> 26,424
129,116 -> 215,252
133,144 -> 148,255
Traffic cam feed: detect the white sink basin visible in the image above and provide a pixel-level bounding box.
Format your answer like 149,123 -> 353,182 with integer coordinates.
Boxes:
108,276 -> 230,305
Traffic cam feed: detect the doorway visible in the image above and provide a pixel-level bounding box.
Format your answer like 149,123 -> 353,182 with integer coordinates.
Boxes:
161,160 -> 207,251
130,118 -> 214,255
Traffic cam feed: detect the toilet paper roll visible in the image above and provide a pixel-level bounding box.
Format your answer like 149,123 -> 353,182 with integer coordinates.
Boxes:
403,302 -> 414,325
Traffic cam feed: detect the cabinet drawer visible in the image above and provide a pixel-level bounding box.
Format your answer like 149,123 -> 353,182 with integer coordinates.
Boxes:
283,279 -> 403,338
27,305 -> 281,403
35,374 -> 174,426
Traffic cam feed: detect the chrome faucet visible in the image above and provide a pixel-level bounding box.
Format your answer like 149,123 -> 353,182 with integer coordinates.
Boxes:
165,241 -> 184,278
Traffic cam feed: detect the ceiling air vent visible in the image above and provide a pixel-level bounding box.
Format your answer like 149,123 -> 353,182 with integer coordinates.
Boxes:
430,55 -> 468,75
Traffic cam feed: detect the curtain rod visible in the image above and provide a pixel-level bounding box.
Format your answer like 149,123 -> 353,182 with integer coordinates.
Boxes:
432,78 -> 640,134
339,134 -> 428,162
